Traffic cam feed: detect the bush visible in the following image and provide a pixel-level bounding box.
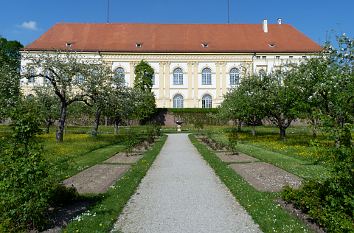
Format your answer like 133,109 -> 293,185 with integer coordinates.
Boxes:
282,147 -> 354,233
0,104 -> 57,232
123,132 -> 140,155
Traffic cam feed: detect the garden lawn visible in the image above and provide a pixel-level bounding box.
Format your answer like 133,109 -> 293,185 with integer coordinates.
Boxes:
207,126 -> 331,180
40,133 -> 125,180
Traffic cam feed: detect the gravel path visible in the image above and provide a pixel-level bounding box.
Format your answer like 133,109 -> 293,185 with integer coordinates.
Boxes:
112,134 -> 261,233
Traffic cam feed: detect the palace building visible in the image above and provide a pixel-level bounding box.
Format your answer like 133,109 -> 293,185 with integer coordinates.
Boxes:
21,20 -> 322,108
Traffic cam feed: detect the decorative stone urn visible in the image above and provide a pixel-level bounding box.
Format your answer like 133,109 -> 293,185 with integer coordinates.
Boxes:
176,120 -> 183,132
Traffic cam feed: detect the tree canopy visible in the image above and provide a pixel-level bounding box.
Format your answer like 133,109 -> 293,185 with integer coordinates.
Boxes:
0,37 -> 23,117
134,60 -> 154,92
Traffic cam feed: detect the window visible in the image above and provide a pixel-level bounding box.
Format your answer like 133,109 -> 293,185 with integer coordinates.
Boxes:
114,67 -> 125,83
43,69 -> 52,86
173,68 -> 183,85
152,74 -> 155,85
75,73 -> 85,84
201,42 -> 209,48
302,56 -> 307,59
256,56 -> 261,59
202,94 -> 212,108
173,94 -> 184,108
289,56 -> 294,59
276,56 -> 280,60
202,68 -> 212,85
262,56 -> 267,59
259,69 -> 266,78
27,67 -> 35,85
229,68 -> 240,85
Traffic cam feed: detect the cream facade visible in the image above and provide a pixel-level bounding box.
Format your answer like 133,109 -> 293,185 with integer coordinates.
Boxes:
21,52 -> 309,108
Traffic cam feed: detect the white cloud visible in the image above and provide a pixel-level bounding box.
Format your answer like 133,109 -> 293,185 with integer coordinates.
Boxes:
19,21 -> 38,31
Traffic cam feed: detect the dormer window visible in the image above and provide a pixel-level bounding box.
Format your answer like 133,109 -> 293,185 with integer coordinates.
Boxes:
136,42 -> 143,48
201,42 -> 209,48
268,42 -> 276,48
66,42 -> 73,48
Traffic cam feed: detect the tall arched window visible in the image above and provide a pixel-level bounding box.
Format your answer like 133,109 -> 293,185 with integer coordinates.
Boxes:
202,94 -> 212,108
75,73 -> 85,84
27,67 -> 35,85
173,94 -> 184,108
202,68 -> 212,85
173,68 -> 183,85
114,67 -> 125,83
229,68 -> 240,85
43,69 -> 52,86
259,69 -> 266,78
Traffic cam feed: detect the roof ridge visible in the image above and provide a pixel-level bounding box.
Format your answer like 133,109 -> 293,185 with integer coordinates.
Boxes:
54,22 -> 291,26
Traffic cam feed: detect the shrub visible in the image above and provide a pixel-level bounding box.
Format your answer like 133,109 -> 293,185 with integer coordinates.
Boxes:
0,104 -> 56,232
123,132 -> 140,155
282,147 -> 354,233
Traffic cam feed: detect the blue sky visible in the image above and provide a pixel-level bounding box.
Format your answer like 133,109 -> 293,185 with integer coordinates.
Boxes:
1,0 -> 353,46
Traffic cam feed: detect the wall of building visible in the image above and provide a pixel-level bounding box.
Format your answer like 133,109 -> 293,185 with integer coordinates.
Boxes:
20,52 -> 310,108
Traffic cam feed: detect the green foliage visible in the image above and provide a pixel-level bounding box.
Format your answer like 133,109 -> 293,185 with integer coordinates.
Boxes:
169,108 -> 218,114
280,35 -> 354,233
134,60 -> 154,92
282,148 -> 353,233
0,37 -> 23,117
219,75 -> 266,128
220,71 -> 302,139
134,90 -> 156,123
23,51 -> 113,142
33,86 -> 60,133
166,108 -> 222,125
0,103 -> 55,232
123,132 -> 140,155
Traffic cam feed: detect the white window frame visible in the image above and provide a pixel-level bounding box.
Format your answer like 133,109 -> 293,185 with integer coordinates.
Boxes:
173,94 -> 184,108
229,68 -> 240,86
173,68 -> 183,85
202,68 -> 212,85
114,67 -> 125,82
202,94 -> 212,108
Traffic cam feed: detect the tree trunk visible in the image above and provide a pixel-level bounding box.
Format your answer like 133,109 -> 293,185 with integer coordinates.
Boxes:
237,119 -> 242,132
45,119 -> 53,134
251,125 -> 256,136
251,115 -> 256,136
114,117 -> 121,135
56,101 -> 67,142
279,127 -> 286,140
45,120 -> 50,134
311,118 -> 318,138
92,108 -> 101,137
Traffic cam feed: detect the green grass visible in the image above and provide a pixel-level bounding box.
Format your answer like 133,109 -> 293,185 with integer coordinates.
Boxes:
189,134 -> 313,233
39,133 -> 125,180
206,126 -> 331,180
235,143 -> 330,180
63,135 -> 167,233
60,144 -> 125,179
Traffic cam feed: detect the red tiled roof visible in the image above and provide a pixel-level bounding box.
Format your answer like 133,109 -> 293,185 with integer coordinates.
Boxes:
24,23 -> 322,53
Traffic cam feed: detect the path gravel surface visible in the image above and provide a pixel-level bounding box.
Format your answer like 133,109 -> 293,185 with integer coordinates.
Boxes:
112,134 -> 261,233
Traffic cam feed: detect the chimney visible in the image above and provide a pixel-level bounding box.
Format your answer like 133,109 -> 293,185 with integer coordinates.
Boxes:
277,18 -> 282,25
263,19 -> 268,33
